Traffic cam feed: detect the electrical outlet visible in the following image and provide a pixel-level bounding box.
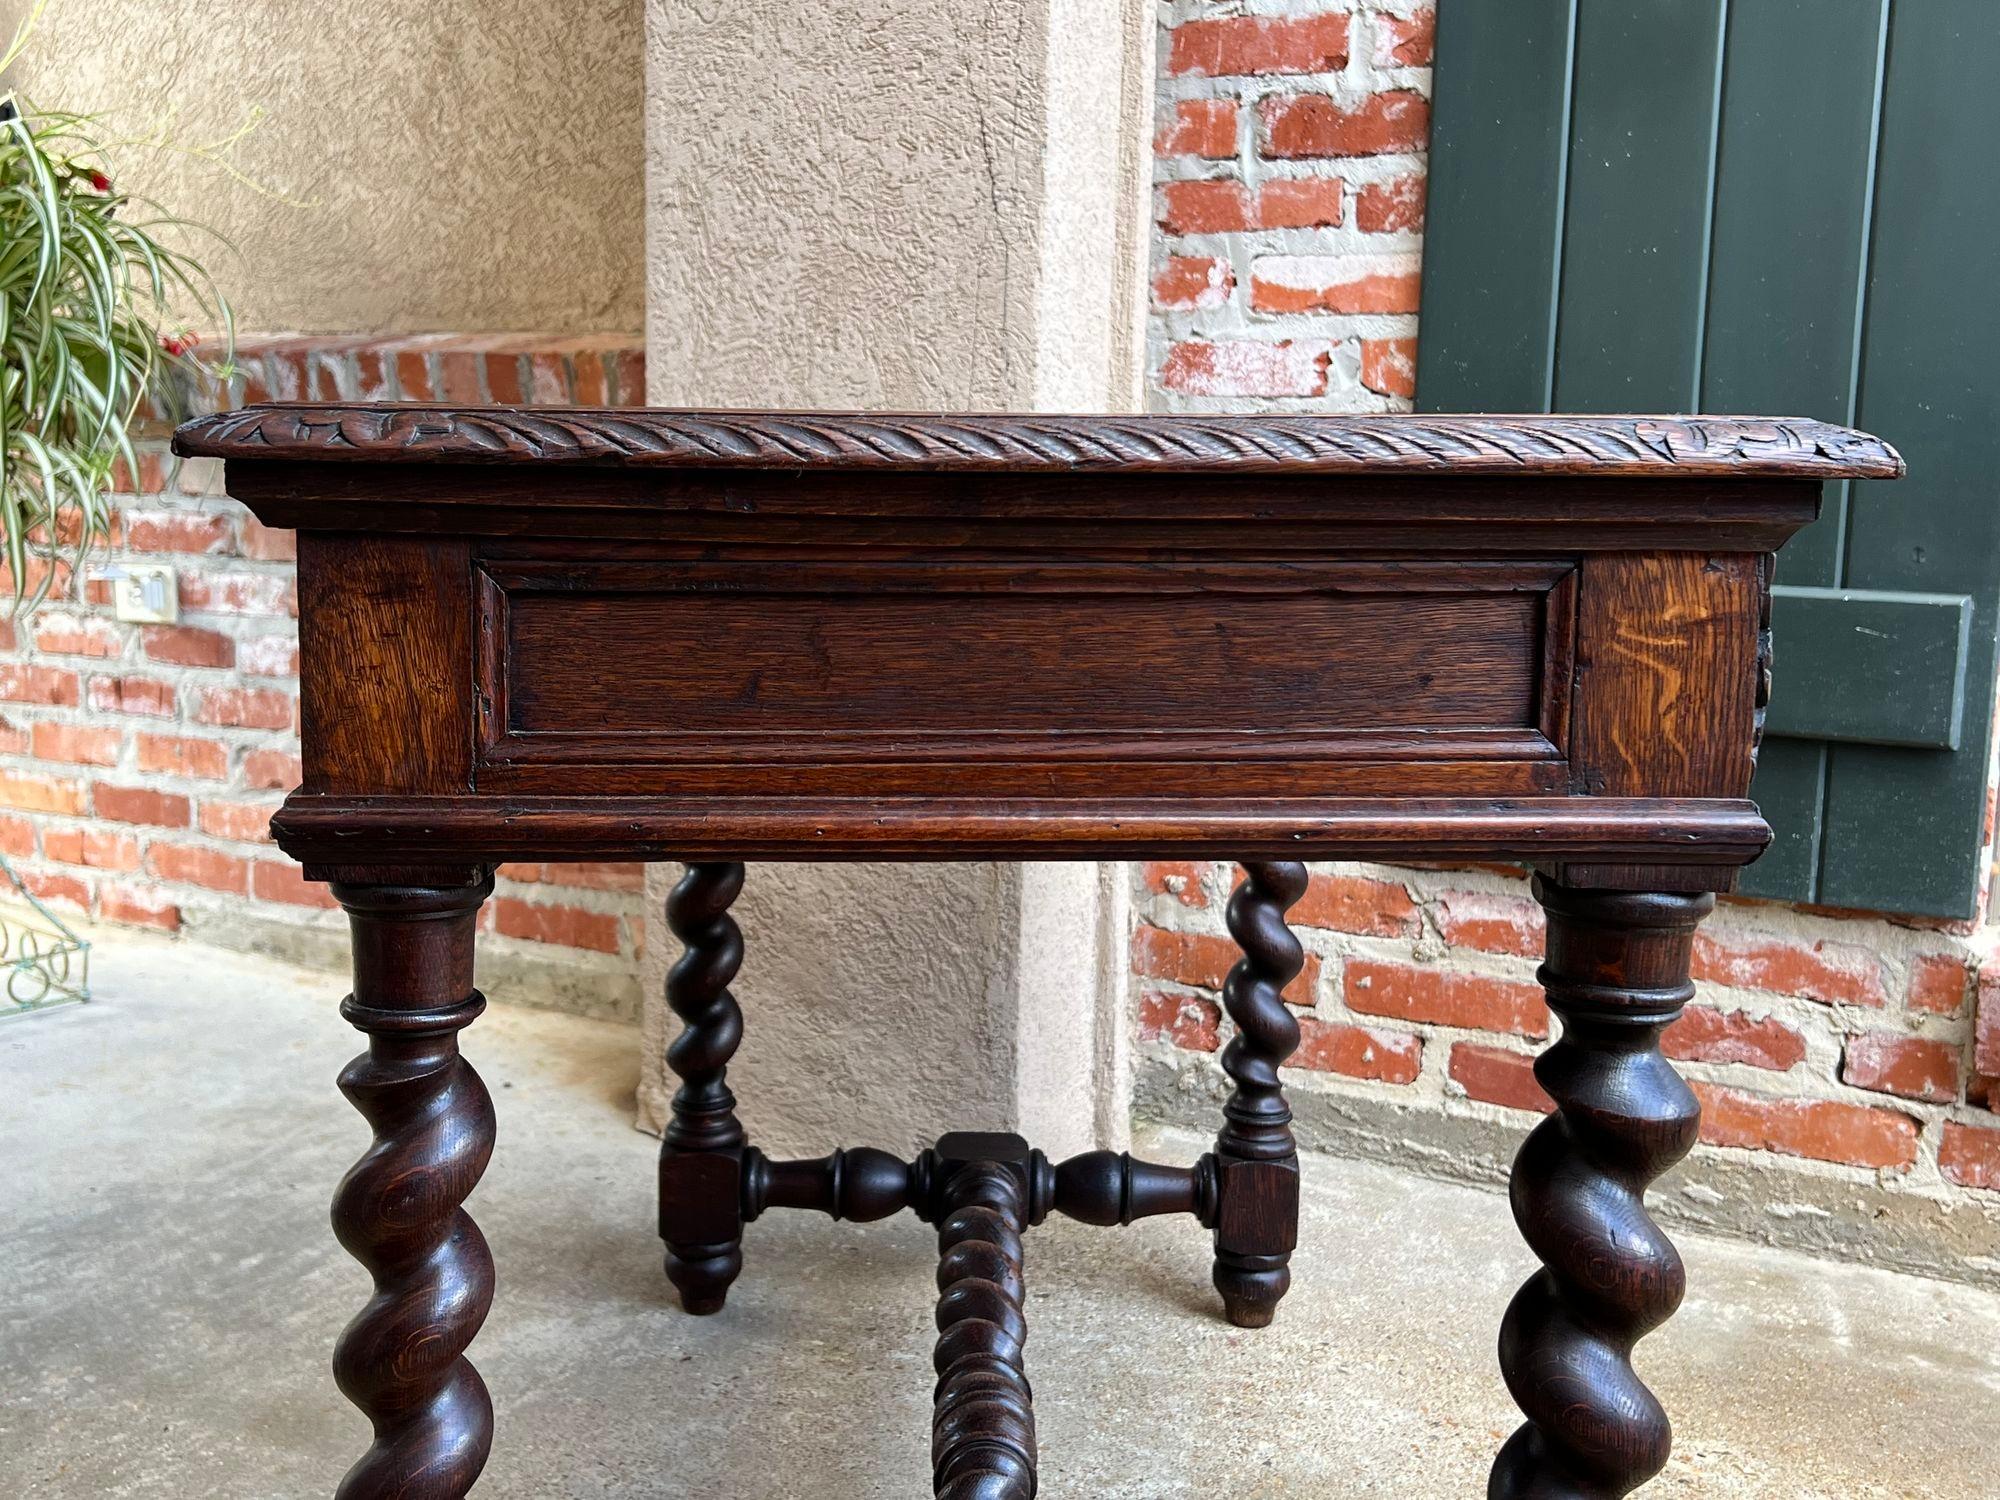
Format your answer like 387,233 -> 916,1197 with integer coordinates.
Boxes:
107,563 -> 179,624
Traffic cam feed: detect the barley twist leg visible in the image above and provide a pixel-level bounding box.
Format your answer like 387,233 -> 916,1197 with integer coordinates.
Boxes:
329,875 -> 496,1500
932,1161 -> 1036,1500
660,860 -> 749,1314
1212,859 -> 1308,1327
1490,879 -> 1709,1499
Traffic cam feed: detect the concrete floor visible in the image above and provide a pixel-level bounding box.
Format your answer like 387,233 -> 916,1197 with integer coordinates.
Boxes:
4,935 -> 1998,1498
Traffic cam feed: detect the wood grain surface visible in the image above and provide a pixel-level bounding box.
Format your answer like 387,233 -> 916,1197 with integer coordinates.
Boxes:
496,565 -> 1549,739
1569,552 -> 1764,799
297,535 -> 473,796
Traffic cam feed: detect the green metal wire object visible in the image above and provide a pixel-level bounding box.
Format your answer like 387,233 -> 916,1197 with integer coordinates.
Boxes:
0,855 -> 89,1017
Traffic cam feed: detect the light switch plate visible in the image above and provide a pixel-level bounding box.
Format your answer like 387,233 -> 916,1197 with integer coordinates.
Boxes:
108,563 -> 179,624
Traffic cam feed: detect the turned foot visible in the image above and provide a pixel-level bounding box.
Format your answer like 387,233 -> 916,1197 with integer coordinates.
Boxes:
1216,1272 -> 1284,1330
667,1240 -> 742,1318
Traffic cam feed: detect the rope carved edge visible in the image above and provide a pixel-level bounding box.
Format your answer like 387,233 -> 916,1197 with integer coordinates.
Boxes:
175,406 -> 1904,480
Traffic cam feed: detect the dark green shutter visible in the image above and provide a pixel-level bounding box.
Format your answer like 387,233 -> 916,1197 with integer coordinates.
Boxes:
1418,0 -> 2000,919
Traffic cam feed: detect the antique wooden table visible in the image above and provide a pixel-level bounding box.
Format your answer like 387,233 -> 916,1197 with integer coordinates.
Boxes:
176,405 -> 1898,1499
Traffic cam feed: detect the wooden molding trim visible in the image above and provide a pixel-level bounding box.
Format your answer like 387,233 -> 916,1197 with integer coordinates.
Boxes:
175,404 -> 1902,480
279,794 -> 1772,866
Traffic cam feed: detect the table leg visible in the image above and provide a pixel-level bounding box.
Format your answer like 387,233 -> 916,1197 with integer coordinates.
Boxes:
327,872 -> 497,1500
1211,860 -> 1306,1329
658,861 -> 750,1314
1490,877 -> 1709,1500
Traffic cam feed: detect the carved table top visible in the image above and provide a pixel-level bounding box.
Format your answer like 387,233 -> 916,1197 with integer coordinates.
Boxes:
175,405 -> 1899,887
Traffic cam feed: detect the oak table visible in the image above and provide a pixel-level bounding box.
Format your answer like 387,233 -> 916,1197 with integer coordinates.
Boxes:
175,405 -> 1899,1499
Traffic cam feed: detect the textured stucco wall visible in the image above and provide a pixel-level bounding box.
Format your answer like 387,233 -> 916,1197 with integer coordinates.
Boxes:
639,863 -> 1026,1157
637,0 -> 1153,1155
645,0 -> 1150,410
3,0 -> 643,334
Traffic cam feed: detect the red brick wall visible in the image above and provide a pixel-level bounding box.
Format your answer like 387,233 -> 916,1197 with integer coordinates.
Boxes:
0,335 -> 647,1002
1150,1 -> 1430,409
1133,862 -> 1999,1188
1142,1 -> 2000,1206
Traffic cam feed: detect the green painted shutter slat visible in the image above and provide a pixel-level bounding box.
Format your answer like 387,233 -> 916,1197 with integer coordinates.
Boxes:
1700,0 -> 1888,588
1742,740 -> 1826,899
1762,588 -> 1972,749
1415,0 -> 1576,411
1818,0 -> 2000,917
1552,0 -> 1727,412
1705,0 -> 1889,904
1419,0 -> 2000,918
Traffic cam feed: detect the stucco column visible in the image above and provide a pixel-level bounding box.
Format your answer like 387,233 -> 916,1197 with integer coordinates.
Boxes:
636,0 -> 1153,1156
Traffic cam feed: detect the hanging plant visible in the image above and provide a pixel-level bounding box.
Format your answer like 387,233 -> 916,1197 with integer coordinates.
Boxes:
1,13 -> 235,610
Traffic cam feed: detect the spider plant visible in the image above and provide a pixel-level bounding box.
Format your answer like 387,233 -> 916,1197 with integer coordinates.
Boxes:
1,39 -> 234,609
